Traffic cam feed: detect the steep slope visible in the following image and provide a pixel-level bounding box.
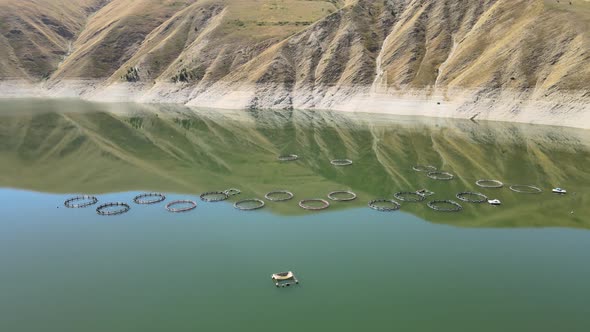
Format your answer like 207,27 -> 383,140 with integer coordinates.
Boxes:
0,0 -> 588,127
189,0 -> 589,107
0,0 -> 110,79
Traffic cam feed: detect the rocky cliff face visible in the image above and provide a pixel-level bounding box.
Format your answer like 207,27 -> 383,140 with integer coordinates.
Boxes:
0,0 -> 589,127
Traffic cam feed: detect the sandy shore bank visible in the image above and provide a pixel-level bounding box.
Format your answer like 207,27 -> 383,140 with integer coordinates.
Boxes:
0,80 -> 588,129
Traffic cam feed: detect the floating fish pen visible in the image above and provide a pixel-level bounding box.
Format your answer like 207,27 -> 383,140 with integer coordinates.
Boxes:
96,202 -> 131,216
476,179 -> 504,188
234,199 -> 265,211
200,191 -> 229,202
427,200 -> 462,212
413,165 -> 437,172
299,199 -> 330,210
330,159 -> 353,166
133,193 -> 166,205
271,271 -> 299,287
509,185 -> 542,194
64,195 -> 98,208
416,189 -> 435,196
456,192 -> 488,203
427,171 -> 455,181
165,200 -> 197,213
327,190 -> 357,201
368,199 -> 401,212
223,188 -> 241,197
394,191 -> 426,202
265,190 -> 294,202
278,154 -> 299,161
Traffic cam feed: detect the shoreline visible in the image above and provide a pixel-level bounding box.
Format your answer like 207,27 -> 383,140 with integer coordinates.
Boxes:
0,80 -> 588,130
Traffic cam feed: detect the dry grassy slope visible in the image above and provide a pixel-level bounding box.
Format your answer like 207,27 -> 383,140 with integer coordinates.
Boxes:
0,0 -> 588,102
50,0 -> 338,81
0,0 -> 109,79
214,0 -> 590,107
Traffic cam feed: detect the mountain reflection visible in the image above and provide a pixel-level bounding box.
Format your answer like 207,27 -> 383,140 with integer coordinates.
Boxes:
0,99 -> 588,229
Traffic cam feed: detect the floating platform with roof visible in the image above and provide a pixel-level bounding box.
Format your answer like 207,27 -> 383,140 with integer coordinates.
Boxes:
271,271 -> 299,287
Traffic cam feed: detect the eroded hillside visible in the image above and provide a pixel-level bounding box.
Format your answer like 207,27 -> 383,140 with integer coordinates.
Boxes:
0,0 -> 588,126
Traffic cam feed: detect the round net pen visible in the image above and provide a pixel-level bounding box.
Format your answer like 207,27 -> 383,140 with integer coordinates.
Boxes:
265,190 -> 294,202
133,193 -> 166,205
200,191 -> 229,202
427,171 -> 455,181
476,179 -> 504,188
509,185 -> 542,194
330,159 -> 353,166
394,192 -> 426,202
456,192 -> 488,203
278,154 -> 299,161
299,199 -> 330,211
327,190 -> 357,201
96,202 -> 131,216
368,199 -> 401,212
64,195 -> 98,208
413,165 -> 437,172
165,200 -> 197,213
234,199 -> 265,211
427,200 -> 462,212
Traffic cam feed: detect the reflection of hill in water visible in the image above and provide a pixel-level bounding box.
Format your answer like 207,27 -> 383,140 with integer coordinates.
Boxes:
0,99 -> 589,229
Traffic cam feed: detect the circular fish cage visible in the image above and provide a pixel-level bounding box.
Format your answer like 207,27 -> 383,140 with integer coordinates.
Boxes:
412,165 -> 437,172
427,171 -> 455,181
234,199 -> 265,211
427,200 -> 463,212
456,192 -> 488,203
394,191 -> 426,202
298,199 -> 330,211
509,185 -> 542,194
200,191 -> 229,202
165,200 -> 197,213
133,193 -> 166,205
224,188 -> 241,197
278,154 -> 299,161
64,195 -> 98,208
327,190 -> 357,201
416,189 -> 435,197
476,179 -> 504,188
265,190 -> 294,202
368,199 -> 401,212
96,202 -> 131,216
330,159 -> 353,166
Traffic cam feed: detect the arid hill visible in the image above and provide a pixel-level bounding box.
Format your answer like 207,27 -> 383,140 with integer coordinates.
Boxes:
0,0 -> 589,127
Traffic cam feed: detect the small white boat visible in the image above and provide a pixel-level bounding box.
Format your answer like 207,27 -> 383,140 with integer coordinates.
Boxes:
552,188 -> 567,194
488,199 -> 501,205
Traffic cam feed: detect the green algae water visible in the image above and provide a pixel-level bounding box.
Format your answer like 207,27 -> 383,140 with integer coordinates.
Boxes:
1,99 -> 589,332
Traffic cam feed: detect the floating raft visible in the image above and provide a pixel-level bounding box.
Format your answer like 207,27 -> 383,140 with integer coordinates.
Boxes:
271,271 -> 299,287
552,188 -> 567,194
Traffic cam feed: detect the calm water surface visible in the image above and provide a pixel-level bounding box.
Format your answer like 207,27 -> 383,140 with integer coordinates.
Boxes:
0,99 -> 589,331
